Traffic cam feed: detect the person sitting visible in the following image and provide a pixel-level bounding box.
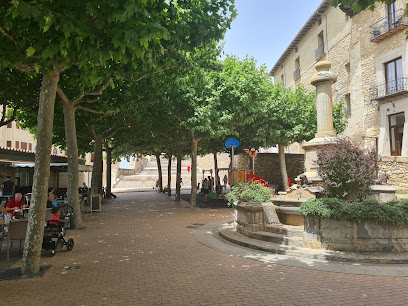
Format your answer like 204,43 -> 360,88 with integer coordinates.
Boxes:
48,207 -> 67,231
47,193 -> 58,208
6,193 -> 27,215
216,182 -> 223,196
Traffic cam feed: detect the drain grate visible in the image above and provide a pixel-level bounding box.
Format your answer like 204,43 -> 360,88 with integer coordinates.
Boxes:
0,265 -> 51,281
186,226 -> 198,229
193,223 -> 205,226
66,266 -> 80,270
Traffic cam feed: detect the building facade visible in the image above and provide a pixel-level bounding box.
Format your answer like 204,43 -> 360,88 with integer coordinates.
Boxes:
270,0 -> 408,189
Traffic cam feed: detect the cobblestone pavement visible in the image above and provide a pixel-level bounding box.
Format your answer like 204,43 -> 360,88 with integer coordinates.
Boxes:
2,191 -> 408,305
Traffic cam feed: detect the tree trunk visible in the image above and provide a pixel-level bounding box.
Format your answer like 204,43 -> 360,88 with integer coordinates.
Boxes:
62,101 -> 82,229
167,153 -> 172,196
106,145 -> 112,199
176,145 -> 183,201
213,153 -> 218,186
278,143 -> 289,191
91,137 -> 103,196
22,69 -> 60,275
190,134 -> 199,207
155,152 -> 163,192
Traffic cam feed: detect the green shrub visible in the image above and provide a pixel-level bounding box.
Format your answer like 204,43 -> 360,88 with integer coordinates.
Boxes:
316,137 -> 376,201
300,198 -> 408,227
226,182 -> 274,206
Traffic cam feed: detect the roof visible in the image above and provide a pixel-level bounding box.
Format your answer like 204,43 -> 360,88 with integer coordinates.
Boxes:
269,0 -> 331,76
11,163 -> 92,171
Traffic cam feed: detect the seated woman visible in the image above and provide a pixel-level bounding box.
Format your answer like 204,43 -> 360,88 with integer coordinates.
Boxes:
47,193 -> 58,208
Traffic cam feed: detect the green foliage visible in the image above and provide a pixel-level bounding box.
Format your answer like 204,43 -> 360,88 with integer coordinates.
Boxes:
226,182 -> 274,205
260,84 -> 347,147
300,198 -> 408,227
330,0 -> 397,14
1,1 -> 236,75
316,137 -> 376,201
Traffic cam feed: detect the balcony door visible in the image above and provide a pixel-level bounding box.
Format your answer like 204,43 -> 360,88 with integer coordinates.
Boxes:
389,112 -> 405,156
385,57 -> 403,95
388,1 -> 397,26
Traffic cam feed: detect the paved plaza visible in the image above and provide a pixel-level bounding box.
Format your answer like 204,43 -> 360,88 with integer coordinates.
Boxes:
1,191 -> 408,305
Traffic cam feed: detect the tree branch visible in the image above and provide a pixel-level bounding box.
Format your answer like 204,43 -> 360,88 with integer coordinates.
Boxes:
0,104 -> 18,128
56,86 -> 71,105
0,25 -> 18,48
72,80 -> 110,105
85,81 -> 111,96
76,106 -> 105,114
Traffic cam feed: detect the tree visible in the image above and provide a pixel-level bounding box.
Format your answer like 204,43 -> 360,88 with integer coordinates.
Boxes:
0,0 -> 235,274
0,69 -> 41,127
331,0 -> 396,14
261,83 -> 347,191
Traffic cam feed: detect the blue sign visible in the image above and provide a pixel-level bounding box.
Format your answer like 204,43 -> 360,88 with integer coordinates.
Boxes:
225,138 -> 240,148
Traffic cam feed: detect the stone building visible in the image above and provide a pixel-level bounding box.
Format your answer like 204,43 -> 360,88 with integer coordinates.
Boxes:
270,0 -> 408,189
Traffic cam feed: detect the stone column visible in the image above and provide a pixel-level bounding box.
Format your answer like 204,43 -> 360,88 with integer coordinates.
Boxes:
300,61 -> 337,184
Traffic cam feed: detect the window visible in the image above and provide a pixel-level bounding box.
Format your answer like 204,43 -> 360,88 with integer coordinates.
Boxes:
29,143 -> 32,151
345,94 -> 351,118
7,122 -> 12,128
280,74 -> 285,85
15,141 -> 19,149
318,31 -> 324,50
91,153 -> 94,162
385,57 -> 403,95
6,141 -> 11,148
388,1 -> 397,25
52,148 -> 58,155
389,112 -> 405,156
21,142 -> 27,150
318,18 -> 322,25
294,57 -> 300,80
315,31 -> 325,60
295,47 -> 298,53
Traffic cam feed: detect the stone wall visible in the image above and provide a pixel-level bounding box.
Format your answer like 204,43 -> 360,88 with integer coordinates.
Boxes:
379,156 -> 408,191
236,153 -> 305,191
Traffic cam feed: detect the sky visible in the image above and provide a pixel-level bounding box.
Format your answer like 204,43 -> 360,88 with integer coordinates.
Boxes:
221,0 -> 323,72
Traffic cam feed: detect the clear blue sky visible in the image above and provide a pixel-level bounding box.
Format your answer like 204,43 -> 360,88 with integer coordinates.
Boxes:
221,0 -> 323,71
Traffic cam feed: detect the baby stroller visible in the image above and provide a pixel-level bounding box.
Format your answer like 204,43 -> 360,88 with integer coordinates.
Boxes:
42,215 -> 74,256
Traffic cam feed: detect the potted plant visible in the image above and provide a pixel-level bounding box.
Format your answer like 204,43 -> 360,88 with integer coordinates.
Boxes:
226,182 -> 279,235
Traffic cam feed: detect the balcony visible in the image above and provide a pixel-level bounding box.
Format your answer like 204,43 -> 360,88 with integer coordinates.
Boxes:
369,9 -> 408,43
293,68 -> 300,80
315,44 -> 325,61
370,75 -> 408,100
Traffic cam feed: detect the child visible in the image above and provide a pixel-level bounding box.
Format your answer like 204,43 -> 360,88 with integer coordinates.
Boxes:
48,207 -> 68,230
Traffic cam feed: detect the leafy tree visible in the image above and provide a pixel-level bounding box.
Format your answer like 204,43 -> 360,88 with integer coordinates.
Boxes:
0,0 -> 236,274
331,0 -> 396,14
261,83 -> 347,191
0,69 -> 40,127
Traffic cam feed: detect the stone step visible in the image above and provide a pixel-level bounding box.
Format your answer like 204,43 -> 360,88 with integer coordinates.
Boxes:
219,227 -> 408,264
263,224 -> 304,237
251,231 -> 304,247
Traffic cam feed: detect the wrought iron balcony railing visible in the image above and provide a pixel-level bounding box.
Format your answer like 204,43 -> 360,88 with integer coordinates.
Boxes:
369,9 -> 408,42
293,68 -> 300,80
315,44 -> 325,61
370,75 -> 408,100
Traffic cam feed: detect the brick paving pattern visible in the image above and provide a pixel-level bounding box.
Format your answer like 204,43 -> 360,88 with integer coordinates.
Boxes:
1,191 -> 408,305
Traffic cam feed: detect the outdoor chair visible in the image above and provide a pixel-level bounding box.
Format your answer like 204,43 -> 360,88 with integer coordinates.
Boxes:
6,219 -> 28,262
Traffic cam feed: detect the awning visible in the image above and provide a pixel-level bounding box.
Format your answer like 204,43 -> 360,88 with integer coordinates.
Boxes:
11,163 -> 92,172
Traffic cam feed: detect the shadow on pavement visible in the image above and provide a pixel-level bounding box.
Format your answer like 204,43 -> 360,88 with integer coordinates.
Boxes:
180,194 -> 230,209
